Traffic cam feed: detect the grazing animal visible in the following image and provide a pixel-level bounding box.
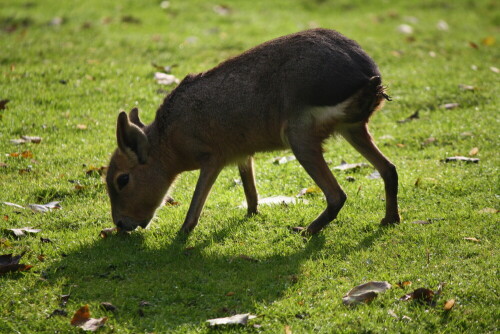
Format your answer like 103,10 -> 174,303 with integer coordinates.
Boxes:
105,28 -> 400,235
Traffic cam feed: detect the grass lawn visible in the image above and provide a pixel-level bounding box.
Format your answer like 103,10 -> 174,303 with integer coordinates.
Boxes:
1,0 -> 498,332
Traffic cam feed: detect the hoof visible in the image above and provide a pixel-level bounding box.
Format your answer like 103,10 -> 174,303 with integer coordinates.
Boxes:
380,214 -> 401,226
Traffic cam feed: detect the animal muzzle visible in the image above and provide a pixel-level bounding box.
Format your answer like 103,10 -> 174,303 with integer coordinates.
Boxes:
114,216 -> 151,232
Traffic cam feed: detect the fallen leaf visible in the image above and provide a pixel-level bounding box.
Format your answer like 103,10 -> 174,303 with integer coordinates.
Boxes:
235,254 -> 258,263
0,162 -> 7,168
8,151 -> 33,158
490,66 -> 499,74
469,41 -> 479,49
76,124 -> 88,130
9,227 -> 41,237
121,15 -> 141,24
367,171 -> 381,179
0,99 -> 9,110
164,196 -> 179,206
71,305 -> 108,332
151,62 -> 176,73
478,207 -> 498,214
240,196 -> 307,208
395,281 -> 412,288
284,324 -> 292,334
444,156 -> 479,163
342,281 -> 392,306
139,301 -> 151,307
468,147 -> 479,156
86,166 -> 108,176
400,288 -> 434,303
3,215 -> 8,221
396,143 -> 405,148
397,110 -> 419,123
60,294 -> 71,307
154,72 -> 180,85
333,161 -> 369,171
397,24 -> 413,34
225,291 -> 235,296
444,299 -> 455,311
296,186 -> 321,197
48,309 -> 68,318
273,155 -> 296,164
436,20 -> 449,31
0,253 -> 33,275
441,103 -> 459,110
10,136 -> 42,145
422,137 -> 437,145
2,202 -> 25,210
206,314 -> 257,326
100,302 -> 117,312
27,201 -> 61,213
458,84 -> 475,91
37,254 -> 46,262
481,36 -> 495,46
410,220 -> 431,224
388,309 -> 398,318
100,227 -> 117,238
213,5 -> 232,16
463,237 -> 480,242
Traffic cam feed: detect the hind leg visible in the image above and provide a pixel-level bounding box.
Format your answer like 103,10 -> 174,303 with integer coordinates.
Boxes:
339,123 -> 400,225
288,131 -> 347,234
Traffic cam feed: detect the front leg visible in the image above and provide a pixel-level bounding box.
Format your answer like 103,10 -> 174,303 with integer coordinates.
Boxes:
181,164 -> 223,234
238,156 -> 258,216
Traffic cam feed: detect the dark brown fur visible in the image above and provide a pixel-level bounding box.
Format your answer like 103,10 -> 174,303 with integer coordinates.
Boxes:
106,28 -> 400,235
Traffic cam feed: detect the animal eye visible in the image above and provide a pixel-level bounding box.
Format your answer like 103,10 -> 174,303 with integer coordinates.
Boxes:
116,174 -> 129,190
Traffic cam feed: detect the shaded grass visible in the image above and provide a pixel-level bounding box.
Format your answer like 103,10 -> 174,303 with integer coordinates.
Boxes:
1,0 -> 499,333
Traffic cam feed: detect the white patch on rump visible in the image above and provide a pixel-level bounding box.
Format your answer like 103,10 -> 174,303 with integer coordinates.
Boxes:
309,96 -> 353,124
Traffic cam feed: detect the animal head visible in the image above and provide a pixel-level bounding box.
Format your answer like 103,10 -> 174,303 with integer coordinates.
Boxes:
106,108 -> 166,231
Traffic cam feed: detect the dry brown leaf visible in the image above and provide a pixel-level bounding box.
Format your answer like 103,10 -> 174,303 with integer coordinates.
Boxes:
0,253 -> 33,275
284,324 -> 292,334
71,305 -> 108,332
395,281 -> 412,288
400,287 -> 434,303
0,99 -> 9,110
481,36 -> 495,46
100,228 -> 117,238
37,254 -> 46,262
469,147 -> 479,156
469,41 -> 479,49
296,186 -> 321,197
100,302 -> 117,312
225,291 -> 235,296
342,281 -> 392,305
490,66 -> 499,74
77,124 -> 88,130
444,299 -> 455,311
86,166 -> 108,176
464,237 -> 480,242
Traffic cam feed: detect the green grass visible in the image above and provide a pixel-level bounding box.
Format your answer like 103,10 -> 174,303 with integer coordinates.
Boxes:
1,0 -> 498,332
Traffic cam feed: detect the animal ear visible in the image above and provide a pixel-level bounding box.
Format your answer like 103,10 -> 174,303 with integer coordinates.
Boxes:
129,107 -> 145,128
116,111 -> 149,164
